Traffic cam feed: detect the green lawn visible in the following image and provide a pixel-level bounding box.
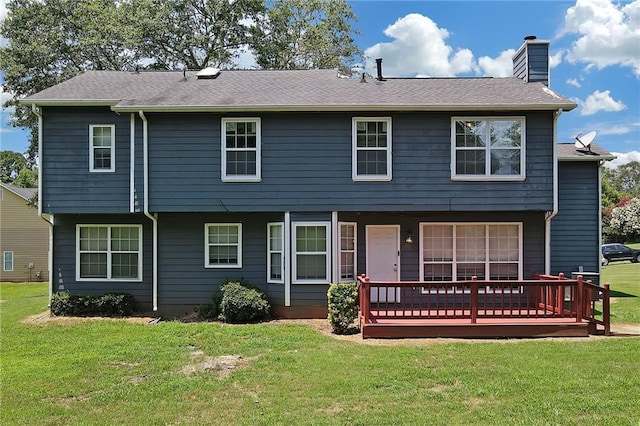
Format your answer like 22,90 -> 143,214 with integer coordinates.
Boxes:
2,283 -> 639,425
601,242 -> 640,324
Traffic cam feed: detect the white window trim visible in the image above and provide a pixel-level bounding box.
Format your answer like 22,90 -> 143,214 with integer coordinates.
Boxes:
75,224 -> 143,282
267,222 -> 284,284
292,221 -> 331,284
89,124 -> 116,173
205,223 -> 243,268
338,222 -> 357,283
352,117 -> 392,181
450,117 -> 526,181
221,117 -> 261,182
419,222 -> 523,282
3,251 -> 14,272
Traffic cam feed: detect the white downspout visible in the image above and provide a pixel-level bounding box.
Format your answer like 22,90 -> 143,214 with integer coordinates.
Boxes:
544,108 -> 562,274
597,162 -> 603,278
284,211 -> 291,307
331,211 -> 338,283
130,114 -> 135,213
31,104 -> 54,302
139,110 -> 158,311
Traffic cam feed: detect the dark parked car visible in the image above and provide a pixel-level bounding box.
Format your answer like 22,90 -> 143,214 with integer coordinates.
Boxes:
601,243 -> 640,265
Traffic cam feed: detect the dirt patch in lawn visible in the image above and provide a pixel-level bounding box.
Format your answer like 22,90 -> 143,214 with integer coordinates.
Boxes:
181,351 -> 250,378
20,311 -> 155,325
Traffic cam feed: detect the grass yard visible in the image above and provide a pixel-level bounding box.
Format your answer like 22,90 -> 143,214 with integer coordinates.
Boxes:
1,282 -> 639,425
602,242 -> 640,324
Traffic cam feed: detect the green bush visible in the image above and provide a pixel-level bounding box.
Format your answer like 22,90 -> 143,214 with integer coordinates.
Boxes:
219,281 -> 271,324
50,292 -> 135,317
327,282 -> 360,334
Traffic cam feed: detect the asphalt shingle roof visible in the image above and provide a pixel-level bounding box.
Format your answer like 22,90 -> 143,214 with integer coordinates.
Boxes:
21,69 -> 577,112
0,183 -> 37,200
557,143 -> 615,161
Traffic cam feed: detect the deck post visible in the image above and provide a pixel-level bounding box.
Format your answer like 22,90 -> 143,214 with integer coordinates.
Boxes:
470,276 -> 478,324
359,274 -> 370,324
556,273 -> 565,315
576,275 -> 583,323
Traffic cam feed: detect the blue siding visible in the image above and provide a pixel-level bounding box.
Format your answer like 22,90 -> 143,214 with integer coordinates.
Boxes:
147,111 -> 555,213
513,42 -> 549,86
41,107 -> 132,213
52,214 -> 154,310
551,162 -> 601,279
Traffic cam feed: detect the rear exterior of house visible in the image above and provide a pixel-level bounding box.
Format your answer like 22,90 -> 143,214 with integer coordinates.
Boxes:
0,183 -> 50,282
22,37 -> 609,318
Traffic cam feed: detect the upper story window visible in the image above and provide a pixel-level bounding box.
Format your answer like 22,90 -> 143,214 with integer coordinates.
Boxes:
89,125 -> 115,172
222,118 -> 261,182
205,223 -> 242,268
451,117 -> 525,180
76,225 -> 142,281
352,117 -> 392,181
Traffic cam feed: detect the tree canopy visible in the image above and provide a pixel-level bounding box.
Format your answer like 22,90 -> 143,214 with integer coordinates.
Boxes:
0,0 -> 361,163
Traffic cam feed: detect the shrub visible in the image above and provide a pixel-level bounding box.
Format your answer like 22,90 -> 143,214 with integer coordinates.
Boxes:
50,292 -> 135,317
327,282 -> 360,334
219,281 -> 270,323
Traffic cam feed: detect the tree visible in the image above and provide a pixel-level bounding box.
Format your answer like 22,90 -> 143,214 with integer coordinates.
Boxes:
609,198 -> 640,242
139,0 -> 265,70
602,161 -> 639,199
251,0 -> 361,74
0,151 -> 27,183
601,169 -> 625,208
13,168 -> 38,188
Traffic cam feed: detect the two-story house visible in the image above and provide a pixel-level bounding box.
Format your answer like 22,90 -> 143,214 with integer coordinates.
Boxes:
0,183 -> 51,283
21,36 -> 612,319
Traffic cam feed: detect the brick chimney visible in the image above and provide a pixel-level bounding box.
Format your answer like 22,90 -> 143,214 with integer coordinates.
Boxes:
512,35 -> 550,86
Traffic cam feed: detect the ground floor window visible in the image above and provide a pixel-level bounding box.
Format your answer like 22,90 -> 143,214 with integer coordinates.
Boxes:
267,222 -> 284,283
421,223 -> 521,282
205,223 -> 242,268
339,223 -> 357,282
293,222 -> 330,284
3,251 -> 14,272
76,225 -> 142,281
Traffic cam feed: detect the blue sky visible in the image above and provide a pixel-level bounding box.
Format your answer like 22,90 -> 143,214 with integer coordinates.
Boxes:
1,0 -> 639,166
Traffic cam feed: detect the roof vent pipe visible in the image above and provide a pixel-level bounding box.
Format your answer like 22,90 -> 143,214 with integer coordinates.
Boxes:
375,58 -> 385,81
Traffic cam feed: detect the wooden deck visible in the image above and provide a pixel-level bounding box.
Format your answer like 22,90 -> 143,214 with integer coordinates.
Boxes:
358,274 -> 610,339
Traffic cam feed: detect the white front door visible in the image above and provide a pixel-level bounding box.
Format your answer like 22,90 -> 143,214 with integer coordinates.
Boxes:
366,225 -> 400,303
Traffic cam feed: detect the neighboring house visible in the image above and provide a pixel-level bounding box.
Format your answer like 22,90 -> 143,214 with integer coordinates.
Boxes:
20,36 -> 610,318
0,183 -> 51,282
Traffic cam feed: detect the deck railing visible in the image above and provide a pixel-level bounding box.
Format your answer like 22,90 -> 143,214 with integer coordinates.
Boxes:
358,272 -> 610,335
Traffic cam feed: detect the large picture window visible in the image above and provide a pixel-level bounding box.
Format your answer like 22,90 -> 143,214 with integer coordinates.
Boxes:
76,225 -> 142,281
352,117 -> 392,181
452,118 -> 524,180
293,222 -> 330,284
421,223 -> 521,282
89,125 -> 115,172
222,118 -> 261,181
205,223 -> 242,268
267,222 -> 284,283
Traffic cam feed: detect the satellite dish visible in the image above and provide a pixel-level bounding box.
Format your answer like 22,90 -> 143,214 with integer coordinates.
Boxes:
574,130 -> 597,151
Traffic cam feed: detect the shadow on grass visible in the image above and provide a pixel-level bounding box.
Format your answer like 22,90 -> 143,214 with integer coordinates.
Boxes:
610,290 -> 638,298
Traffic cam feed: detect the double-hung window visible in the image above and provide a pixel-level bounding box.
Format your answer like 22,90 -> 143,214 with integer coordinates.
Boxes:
267,222 -> 284,283
421,223 -> 521,282
89,125 -> 115,172
205,223 -> 242,268
3,251 -> 14,272
77,225 -> 142,281
293,222 -> 330,284
452,117 -> 525,180
339,223 -> 357,282
352,117 -> 392,181
222,118 -> 261,182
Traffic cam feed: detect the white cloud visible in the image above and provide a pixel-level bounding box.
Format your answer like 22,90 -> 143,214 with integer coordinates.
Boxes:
231,45 -> 258,69
604,151 -> 640,168
363,14 -> 477,77
1,84 -> 15,113
0,0 -> 8,22
561,0 -> 640,77
599,125 -> 632,135
478,49 -> 515,77
549,50 -> 563,69
580,90 -> 627,115
566,78 -> 581,88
